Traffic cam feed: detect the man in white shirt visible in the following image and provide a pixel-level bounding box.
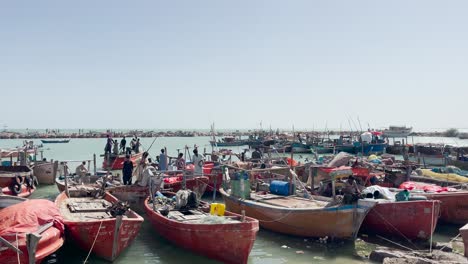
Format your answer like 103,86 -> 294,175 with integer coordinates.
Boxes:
192,149 -> 205,175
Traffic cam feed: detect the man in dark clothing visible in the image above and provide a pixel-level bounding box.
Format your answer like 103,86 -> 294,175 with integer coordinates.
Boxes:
122,155 -> 133,185
120,137 -> 127,154
105,135 -> 113,154
251,148 -> 262,162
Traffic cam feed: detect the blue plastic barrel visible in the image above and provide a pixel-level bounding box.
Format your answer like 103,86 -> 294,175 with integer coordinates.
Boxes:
270,180 -> 291,196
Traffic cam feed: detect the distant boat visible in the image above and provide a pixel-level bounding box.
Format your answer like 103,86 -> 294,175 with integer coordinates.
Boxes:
41,139 -> 70,144
210,136 -> 246,147
383,126 -> 413,138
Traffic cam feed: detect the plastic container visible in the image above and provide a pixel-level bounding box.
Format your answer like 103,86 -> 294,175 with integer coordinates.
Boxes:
270,180 -> 291,196
210,203 -> 225,216
231,179 -> 251,199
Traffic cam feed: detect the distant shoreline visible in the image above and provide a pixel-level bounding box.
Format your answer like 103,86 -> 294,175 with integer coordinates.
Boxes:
1,129 -> 467,140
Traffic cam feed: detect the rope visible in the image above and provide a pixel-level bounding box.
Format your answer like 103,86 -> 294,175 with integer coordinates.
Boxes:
83,220 -> 104,264
372,209 -> 420,250
438,233 -> 461,252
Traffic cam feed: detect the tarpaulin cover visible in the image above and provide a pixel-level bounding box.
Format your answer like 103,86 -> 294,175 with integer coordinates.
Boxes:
0,199 -> 64,237
399,181 -> 457,193
164,176 -> 183,184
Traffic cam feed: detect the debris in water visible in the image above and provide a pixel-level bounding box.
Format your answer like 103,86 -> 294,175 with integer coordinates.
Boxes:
296,250 -> 304,254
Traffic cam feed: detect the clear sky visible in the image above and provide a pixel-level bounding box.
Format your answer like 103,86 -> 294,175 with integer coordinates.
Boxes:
1,1 -> 467,131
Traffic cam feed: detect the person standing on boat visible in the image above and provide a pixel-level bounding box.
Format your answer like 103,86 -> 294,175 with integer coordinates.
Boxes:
192,149 -> 204,175
176,153 -> 186,170
113,139 -> 119,155
122,155 -> 133,185
105,135 -> 113,155
342,175 -> 361,204
120,137 -> 127,154
251,148 -> 262,163
159,149 -> 168,171
75,161 -> 88,184
134,151 -> 149,184
134,139 -> 141,153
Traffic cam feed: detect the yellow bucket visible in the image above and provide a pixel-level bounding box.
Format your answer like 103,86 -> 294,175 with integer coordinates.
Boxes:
210,203 -> 225,216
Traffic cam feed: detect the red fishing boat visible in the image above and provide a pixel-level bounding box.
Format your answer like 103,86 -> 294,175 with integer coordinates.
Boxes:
144,192 -> 259,264
0,199 -> 65,264
1,185 -> 35,198
360,200 -> 440,240
399,181 -> 468,225
55,191 -> 144,261
102,152 -> 143,170
164,175 -> 209,196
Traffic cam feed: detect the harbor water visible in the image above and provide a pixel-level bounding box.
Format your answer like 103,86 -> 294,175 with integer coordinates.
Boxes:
1,136 -> 465,264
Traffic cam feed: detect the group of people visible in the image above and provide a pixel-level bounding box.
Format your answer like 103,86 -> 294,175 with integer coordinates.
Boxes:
104,135 -> 142,156
119,147 -> 206,187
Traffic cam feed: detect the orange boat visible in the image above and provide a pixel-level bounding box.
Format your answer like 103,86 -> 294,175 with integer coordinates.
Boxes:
144,192 -> 259,264
0,199 -> 65,264
55,191 -> 143,261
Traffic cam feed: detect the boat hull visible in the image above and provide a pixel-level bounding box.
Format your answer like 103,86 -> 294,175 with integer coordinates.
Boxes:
221,189 -> 373,239
421,192 -> 468,224
55,192 -> 143,261
144,197 -> 259,264
361,200 -> 440,240
103,152 -> 143,170
33,161 -> 58,185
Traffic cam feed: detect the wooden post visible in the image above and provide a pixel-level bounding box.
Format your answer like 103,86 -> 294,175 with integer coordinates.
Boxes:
289,147 -> 294,195
212,172 -> 217,202
182,170 -> 187,190
26,233 -> 41,264
64,164 -> 70,197
111,215 -> 123,261
93,154 -> 97,176
241,210 -> 245,222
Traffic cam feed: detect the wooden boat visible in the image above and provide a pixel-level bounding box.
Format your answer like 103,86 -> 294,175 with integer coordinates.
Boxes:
290,142 -> 311,153
0,199 -> 65,264
0,148 -> 36,159
1,185 -> 35,198
220,188 -> 375,239
33,160 -> 59,185
55,191 -> 143,261
419,191 -> 468,224
360,200 -> 440,240
0,165 -> 33,187
103,152 -> 143,170
144,192 -> 259,264
40,139 -> 70,144
55,172 -> 118,193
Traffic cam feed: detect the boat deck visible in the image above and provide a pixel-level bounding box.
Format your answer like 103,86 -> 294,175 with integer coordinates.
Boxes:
59,197 -> 123,221
249,193 -> 328,209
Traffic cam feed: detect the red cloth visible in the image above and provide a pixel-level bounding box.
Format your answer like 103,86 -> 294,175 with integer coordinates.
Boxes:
399,181 -> 457,193
0,199 -> 64,237
164,176 -> 183,184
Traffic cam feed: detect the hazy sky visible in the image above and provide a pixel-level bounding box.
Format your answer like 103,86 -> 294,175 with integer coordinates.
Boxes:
1,1 -> 467,130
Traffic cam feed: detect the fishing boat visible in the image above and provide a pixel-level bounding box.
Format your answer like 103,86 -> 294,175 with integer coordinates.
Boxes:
33,160 -> 59,185
220,188 -> 375,240
383,126 -> 413,138
0,148 -> 36,159
290,142 -> 311,153
417,191 -> 468,225
144,191 -> 259,264
0,165 -> 33,187
0,199 -> 65,264
40,139 -> 70,144
55,191 -> 143,261
0,166 -> 38,197
102,152 -> 143,170
210,136 -> 246,147
360,199 -> 440,240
